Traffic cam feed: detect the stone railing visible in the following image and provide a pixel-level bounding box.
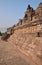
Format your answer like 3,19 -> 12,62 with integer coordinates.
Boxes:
14,19 -> 42,30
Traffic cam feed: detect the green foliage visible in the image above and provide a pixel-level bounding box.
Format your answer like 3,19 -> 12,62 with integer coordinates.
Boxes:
0,31 -> 2,36
1,32 -> 10,41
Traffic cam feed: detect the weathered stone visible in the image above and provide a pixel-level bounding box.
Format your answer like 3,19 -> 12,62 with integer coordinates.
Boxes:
6,3 -> 42,65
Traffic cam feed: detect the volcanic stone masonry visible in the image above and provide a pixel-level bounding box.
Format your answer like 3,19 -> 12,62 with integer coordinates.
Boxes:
7,3 -> 42,65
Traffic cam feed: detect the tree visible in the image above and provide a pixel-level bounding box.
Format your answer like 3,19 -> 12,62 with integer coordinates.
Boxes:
0,31 -> 2,36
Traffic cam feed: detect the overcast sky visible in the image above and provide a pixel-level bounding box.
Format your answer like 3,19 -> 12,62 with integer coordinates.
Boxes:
0,0 -> 42,28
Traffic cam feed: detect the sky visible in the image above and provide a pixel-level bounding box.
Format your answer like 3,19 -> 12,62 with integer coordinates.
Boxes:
0,0 -> 42,28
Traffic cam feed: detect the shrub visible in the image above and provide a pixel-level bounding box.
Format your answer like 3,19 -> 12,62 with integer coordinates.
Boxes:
1,32 -> 10,41
0,31 -> 2,36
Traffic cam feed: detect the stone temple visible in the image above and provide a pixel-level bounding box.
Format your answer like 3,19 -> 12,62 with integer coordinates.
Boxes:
7,3 -> 42,36
6,3 -> 42,65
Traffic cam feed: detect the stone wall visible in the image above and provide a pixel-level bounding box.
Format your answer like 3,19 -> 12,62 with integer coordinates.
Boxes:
8,24 -> 42,64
